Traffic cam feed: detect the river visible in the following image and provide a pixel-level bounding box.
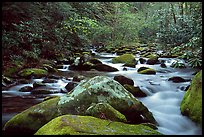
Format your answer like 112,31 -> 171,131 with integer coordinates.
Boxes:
2,49 -> 202,135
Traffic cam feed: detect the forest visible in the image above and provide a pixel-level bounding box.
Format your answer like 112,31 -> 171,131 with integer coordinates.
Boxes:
2,2 -> 202,135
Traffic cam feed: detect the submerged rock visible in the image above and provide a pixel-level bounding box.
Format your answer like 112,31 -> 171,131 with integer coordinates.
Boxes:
35,115 -> 161,135
180,70 -> 202,126
3,76 -> 156,135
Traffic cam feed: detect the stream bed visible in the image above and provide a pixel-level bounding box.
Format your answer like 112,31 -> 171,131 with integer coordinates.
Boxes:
2,50 -> 202,135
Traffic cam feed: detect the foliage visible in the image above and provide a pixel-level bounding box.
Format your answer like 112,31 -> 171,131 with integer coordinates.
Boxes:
2,2 -> 202,71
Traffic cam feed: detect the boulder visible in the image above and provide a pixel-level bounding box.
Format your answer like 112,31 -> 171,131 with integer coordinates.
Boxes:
85,102 -> 127,122
123,84 -> 147,97
42,64 -> 58,73
146,54 -> 159,65
94,64 -> 118,72
18,68 -> 48,78
113,75 -> 134,86
180,70 -> 202,126
3,76 -> 156,135
123,62 -> 137,68
112,54 -> 136,64
35,115 -> 161,135
89,58 -> 102,64
137,67 -> 156,75
168,76 -> 186,83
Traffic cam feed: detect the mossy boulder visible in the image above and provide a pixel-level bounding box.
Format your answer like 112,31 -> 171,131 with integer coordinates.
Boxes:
18,68 -> 48,78
137,67 -> 156,75
89,58 -> 102,64
180,70 -> 202,126
35,115 -> 161,135
42,64 -> 58,73
112,54 -> 136,64
3,97 -> 61,135
146,54 -> 159,65
123,84 -> 147,97
3,76 -> 156,135
85,102 -> 127,123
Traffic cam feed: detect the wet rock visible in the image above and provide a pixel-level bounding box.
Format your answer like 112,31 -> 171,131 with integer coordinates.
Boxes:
123,84 -> 147,97
112,54 -> 136,64
3,76 -> 156,135
180,70 -> 202,125
89,58 -> 102,64
42,64 -> 58,73
19,86 -> 33,92
85,102 -> 127,122
123,62 -> 137,68
35,115 -> 162,135
139,58 -> 146,64
160,63 -> 167,68
94,64 -> 118,72
137,67 -> 156,75
168,76 -> 186,83
31,87 -> 60,94
65,82 -> 78,92
33,82 -> 46,89
114,75 -> 134,86
73,75 -> 86,82
42,79 -> 58,83
18,68 -> 48,78
123,67 -> 127,71
146,54 -> 159,65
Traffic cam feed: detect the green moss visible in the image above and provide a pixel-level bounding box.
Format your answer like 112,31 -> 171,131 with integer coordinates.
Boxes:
180,70 -> 202,126
112,54 -> 136,64
18,68 -> 48,78
35,115 -> 162,135
146,54 -> 158,59
3,97 -> 60,135
138,68 -> 156,75
85,102 -> 127,122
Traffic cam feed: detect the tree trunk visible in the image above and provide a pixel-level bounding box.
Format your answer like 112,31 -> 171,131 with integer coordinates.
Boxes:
170,3 -> 176,24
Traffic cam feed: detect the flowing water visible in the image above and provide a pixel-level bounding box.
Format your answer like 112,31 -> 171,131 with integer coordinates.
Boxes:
2,50 -> 202,135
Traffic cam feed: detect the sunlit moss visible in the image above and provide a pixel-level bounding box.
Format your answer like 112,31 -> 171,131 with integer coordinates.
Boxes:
180,70 -> 202,126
